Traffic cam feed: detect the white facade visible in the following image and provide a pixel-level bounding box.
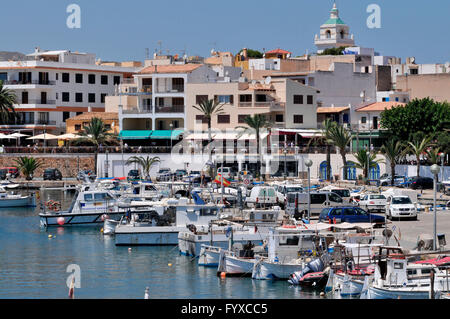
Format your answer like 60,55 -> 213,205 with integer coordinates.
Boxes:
249,58 -> 281,71
0,49 -> 138,134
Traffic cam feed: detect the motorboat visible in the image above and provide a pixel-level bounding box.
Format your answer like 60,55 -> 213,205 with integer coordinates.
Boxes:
0,187 -> 36,208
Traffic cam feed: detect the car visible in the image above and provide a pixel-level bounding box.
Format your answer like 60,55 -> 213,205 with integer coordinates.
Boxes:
359,194 -> 387,213
77,169 -> 95,182
245,186 -> 277,208
174,169 -> 188,179
320,186 -> 351,203
379,174 -> 406,186
127,169 -> 141,181
43,168 -> 62,181
156,168 -> 173,181
0,169 -> 7,180
0,167 -> 19,178
274,184 -> 304,208
318,206 -> 385,226
408,176 -> 434,190
217,167 -> 233,180
385,195 -> 417,220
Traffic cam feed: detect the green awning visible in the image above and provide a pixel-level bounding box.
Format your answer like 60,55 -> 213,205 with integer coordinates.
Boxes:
119,130 -> 153,140
149,130 -> 184,140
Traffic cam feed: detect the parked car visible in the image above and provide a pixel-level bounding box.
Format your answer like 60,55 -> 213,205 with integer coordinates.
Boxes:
379,174 -> 406,186
408,176 -> 434,190
0,167 -> 19,178
43,168 -> 62,181
286,191 -> 347,220
320,186 -> 351,203
245,186 -> 277,208
274,184 -> 304,208
0,169 -> 7,180
156,168 -> 173,181
385,195 -> 417,220
77,169 -> 95,182
358,194 -> 387,213
127,169 -> 141,181
319,207 -> 385,226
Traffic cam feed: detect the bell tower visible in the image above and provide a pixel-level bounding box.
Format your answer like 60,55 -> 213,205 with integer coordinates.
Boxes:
314,3 -> 355,53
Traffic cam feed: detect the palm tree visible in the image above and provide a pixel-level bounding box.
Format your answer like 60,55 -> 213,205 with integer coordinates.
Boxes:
236,114 -> 271,180
14,156 -> 42,181
0,80 -> 17,124
407,136 -> 433,177
426,147 -> 441,165
381,140 -> 406,186
192,99 -> 225,177
76,117 -> 116,175
126,156 -> 160,180
353,149 -> 384,183
327,124 -> 353,180
308,119 -> 337,181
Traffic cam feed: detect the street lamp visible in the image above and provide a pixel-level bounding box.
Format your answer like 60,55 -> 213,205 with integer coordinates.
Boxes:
431,164 -> 440,250
366,150 -> 370,185
43,124 -> 47,154
169,123 -> 174,150
105,149 -> 109,178
283,148 -> 288,180
305,159 -> 313,222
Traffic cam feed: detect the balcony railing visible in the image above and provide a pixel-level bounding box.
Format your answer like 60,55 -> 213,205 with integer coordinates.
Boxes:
3,80 -> 56,85
155,85 -> 184,93
0,119 -> 56,126
140,85 -> 152,93
17,100 -> 56,105
238,102 -> 253,107
122,107 -> 153,114
154,105 -> 185,113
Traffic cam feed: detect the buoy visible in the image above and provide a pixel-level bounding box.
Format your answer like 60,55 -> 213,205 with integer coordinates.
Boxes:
168,263 -> 172,267
100,228 -> 104,233
220,272 -> 226,278
48,234 -> 53,238
128,248 -> 132,252
320,292 -> 325,297
57,217 -> 65,226
101,214 -> 110,222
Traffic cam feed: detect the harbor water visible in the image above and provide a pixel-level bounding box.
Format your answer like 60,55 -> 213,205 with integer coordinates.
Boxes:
0,190 -> 321,299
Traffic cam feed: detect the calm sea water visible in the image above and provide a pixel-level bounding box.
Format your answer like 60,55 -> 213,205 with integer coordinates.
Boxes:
0,190 -> 321,299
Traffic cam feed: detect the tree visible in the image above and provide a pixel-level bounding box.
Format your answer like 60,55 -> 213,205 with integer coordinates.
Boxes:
236,114 -> 271,180
237,49 -> 263,59
192,99 -> 224,177
307,119 -> 337,181
318,46 -> 348,56
426,147 -> 441,165
126,156 -> 160,180
407,136 -> 433,177
380,98 -> 450,142
0,80 -> 18,124
14,156 -> 42,180
381,140 -> 406,186
327,124 -> 353,180
352,150 -> 384,182
76,117 -> 116,175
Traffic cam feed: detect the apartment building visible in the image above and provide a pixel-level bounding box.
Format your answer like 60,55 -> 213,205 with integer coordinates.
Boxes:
0,48 -> 138,135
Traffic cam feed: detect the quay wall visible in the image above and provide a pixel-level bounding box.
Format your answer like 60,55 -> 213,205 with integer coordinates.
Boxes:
0,154 -> 94,178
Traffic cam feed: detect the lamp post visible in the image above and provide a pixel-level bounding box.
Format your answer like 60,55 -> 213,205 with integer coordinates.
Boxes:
431,164 -> 440,250
283,148 -> 287,180
366,150 -> 370,185
105,150 -> 109,178
305,159 -> 313,222
43,124 -> 46,154
169,123 -> 173,150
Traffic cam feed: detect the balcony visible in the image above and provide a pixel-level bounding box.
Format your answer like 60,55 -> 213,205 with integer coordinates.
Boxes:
3,80 -> 56,86
238,102 -> 253,107
17,100 -> 56,105
122,106 -> 153,114
0,119 -> 56,126
155,85 -> 184,93
154,105 -> 185,113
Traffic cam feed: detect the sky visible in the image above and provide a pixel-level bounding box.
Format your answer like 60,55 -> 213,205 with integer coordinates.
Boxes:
1,0 -> 449,64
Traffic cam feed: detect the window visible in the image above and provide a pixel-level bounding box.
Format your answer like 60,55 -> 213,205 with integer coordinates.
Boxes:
410,69 -> 418,75
56,73 -> 59,81
0,73 -> 7,82
217,114 -> 230,124
196,115 -> 207,123
88,93 -> 96,103
361,117 -> 367,124
196,95 -> 208,104
293,115 -> 303,124
113,76 -> 121,85
330,208 -> 342,216
62,73 -> 70,83
307,95 -> 313,104
343,208 -> 355,216
84,194 -> 93,201
293,95 -> 303,104
75,93 -> 83,103
63,112 -> 70,122
238,114 -> 249,123
101,94 -> 107,103
329,193 -> 343,203
239,95 -> 252,102
75,74 -> 83,84
62,92 -> 70,102
275,114 -> 284,123
355,208 -> 368,215
394,263 -> 404,270
310,194 -> 326,204
215,95 -> 233,104
101,75 -> 108,85
88,74 -> 96,84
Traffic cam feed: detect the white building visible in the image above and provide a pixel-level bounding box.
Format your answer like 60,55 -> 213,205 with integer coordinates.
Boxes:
0,48 -> 138,135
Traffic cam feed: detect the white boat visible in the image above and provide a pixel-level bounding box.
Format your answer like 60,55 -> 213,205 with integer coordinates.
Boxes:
251,225 -> 324,280
198,245 -> 222,267
114,196 -> 223,246
39,189 -> 124,227
0,187 -> 36,208
217,244 -> 263,276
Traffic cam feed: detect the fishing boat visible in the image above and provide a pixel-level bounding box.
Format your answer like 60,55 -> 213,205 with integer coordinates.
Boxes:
39,189 -> 124,227
0,187 -> 36,208
198,245 -> 222,267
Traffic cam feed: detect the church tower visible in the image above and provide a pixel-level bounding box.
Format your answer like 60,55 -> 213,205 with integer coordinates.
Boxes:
314,3 -> 355,53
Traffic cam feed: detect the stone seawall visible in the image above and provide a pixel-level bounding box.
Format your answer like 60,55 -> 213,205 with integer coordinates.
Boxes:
0,154 -> 95,178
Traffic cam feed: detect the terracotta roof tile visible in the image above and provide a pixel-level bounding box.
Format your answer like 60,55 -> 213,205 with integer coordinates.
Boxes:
356,102 -> 406,112
67,112 -> 118,121
139,64 -> 202,74
265,48 -> 292,55
317,106 -> 349,113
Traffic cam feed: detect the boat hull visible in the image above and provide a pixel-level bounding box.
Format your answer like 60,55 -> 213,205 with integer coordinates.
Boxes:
222,255 -> 255,276
368,286 -> 430,299
198,246 -> 221,267
115,226 -> 183,246
335,274 -> 365,297
0,195 -> 36,208
39,211 -> 123,227
252,260 -> 305,280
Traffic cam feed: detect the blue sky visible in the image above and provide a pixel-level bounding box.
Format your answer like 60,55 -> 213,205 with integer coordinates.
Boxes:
1,0 -> 449,64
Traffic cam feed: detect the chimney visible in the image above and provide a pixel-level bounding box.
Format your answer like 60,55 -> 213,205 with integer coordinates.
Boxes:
243,48 -> 248,59
88,106 -> 92,112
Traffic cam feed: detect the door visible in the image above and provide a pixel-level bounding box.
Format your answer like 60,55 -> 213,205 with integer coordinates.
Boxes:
343,208 -> 357,223
41,92 -> 47,104
22,91 -> 28,104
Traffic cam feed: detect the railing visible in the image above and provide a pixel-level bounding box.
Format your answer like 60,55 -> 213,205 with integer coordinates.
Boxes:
140,85 -> 152,93
154,105 -> 185,113
0,146 -> 174,155
155,85 -> 184,93
3,80 -> 56,85
0,119 -> 57,126
122,107 -> 153,114
17,100 -> 56,105
238,102 -> 253,107
121,78 -> 136,84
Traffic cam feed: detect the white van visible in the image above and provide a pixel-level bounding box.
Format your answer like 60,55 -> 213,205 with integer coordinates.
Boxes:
286,191 -> 347,219
245,186 -> 277,208
320,186 -> 352,203
273,184 -> 304,207
217,167 -> 233,180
